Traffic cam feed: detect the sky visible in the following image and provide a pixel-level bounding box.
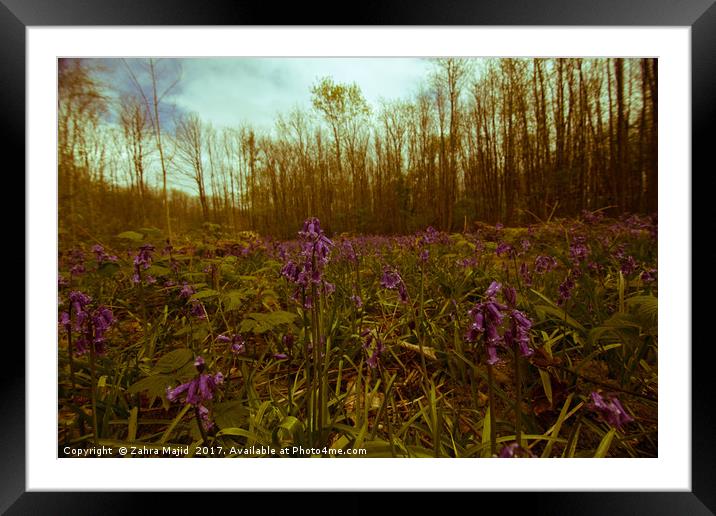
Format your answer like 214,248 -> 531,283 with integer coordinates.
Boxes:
98,57 -> 435,132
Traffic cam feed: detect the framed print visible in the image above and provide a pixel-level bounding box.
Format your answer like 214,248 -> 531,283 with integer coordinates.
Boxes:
6,0 -> 714,513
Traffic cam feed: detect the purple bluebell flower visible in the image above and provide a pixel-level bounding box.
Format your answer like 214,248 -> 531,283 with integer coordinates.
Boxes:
504,286 -> 517,307
63,291 -> 114,356
189,300 -> 206,319
197,404 -> 213,431
557,275 -> 575,306
495,242 -> 514,258
380,266 -> 409,304
92,244 -> 118,264
66,248 -> 86,276
281,218 -> 335,308
457,257 -> 478,269
534,255 -> 558,273
520,239 -> 531,254
282,333 -> 294,352
166,355 -> 223,406
70,263 -> 85,276
134,244 -> 154,269
280,260 -> 299,283
620,255 -> 637,275
581,210 -> 604,224
509,309 -> 534,358
59,311 -> 71,330
179,282 -> 195,299
131,244 -> 155,284
640,268 -> 657,283
397,283 -> 409,303
588,392 -> 634,429
323,281 -> 336,297
92,306 -> 114,343
587,261 -> 603,274
364,333 -> 385,369
569,241 -> 589,263
519,262 -> 533,287
273,353 -> 288,360
499,442 -> 520,458
380,267 -> 401,289
350,294 -> 363,309
341,240 -> 358,263
485,281 -> 501,298
165,381 -> 190,403
69,290 -> 92,314
218,333 -> 246,354
465,281 -> 508,365
498,442 -> 534,458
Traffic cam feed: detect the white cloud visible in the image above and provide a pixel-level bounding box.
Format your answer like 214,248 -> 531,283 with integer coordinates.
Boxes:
162,57 -> 432,131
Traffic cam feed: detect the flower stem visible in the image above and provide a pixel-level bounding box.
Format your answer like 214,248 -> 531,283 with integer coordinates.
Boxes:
88,335 -> 100,447
514,350 -> 523,447
67,306 -> 76,390
194,405 -> 209,443
487,363 -> 497,456
417,268 -> 429,383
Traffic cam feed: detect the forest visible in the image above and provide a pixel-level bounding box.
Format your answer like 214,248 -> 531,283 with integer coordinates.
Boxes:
58,57 -> 657,458
59,57 -> 656,238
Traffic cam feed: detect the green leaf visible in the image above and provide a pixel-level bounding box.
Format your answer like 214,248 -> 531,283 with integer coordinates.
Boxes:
138,227 -> 164,239
127,407 -> 138,441
146,265 -> 171,277
216,427 -> 269,449
117,230 -> 144,241
213,401 -> 250,430
538,369 -> 553,406
240,311 -> 297,334
481,407 -> 492,458
272,416 -> 305,447
574,343 -> 623,375
594,428 -> 616,458
625,295 -> 658,330
541,394 -> 573,458
266,310 -> 298,326
127,374 -> 172,397
221,290 -> 249,311
534,304 -> 586,333
159,404 -> 192,444
564,423 -> 582,458
191,289 -> 219,300
152,349 -> 194,374
98,262 -> 120,276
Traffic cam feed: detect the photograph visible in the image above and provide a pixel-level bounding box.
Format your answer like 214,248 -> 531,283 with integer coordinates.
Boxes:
57,56 -> 659,459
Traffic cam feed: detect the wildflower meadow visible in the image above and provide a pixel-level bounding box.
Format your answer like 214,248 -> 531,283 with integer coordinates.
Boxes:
58,57 -> 658,458
58,213 -> 657,458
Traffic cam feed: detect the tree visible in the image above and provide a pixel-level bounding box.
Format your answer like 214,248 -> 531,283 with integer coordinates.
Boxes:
58,58 -> 107,240
431,58 -> 471,230
118,94 -> 151,223
122,58 -> 182,242
173,113 -> 210,221
311,76 -> 370,222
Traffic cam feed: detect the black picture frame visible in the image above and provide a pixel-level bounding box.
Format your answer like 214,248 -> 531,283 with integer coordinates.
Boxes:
6,0 -> 713,513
